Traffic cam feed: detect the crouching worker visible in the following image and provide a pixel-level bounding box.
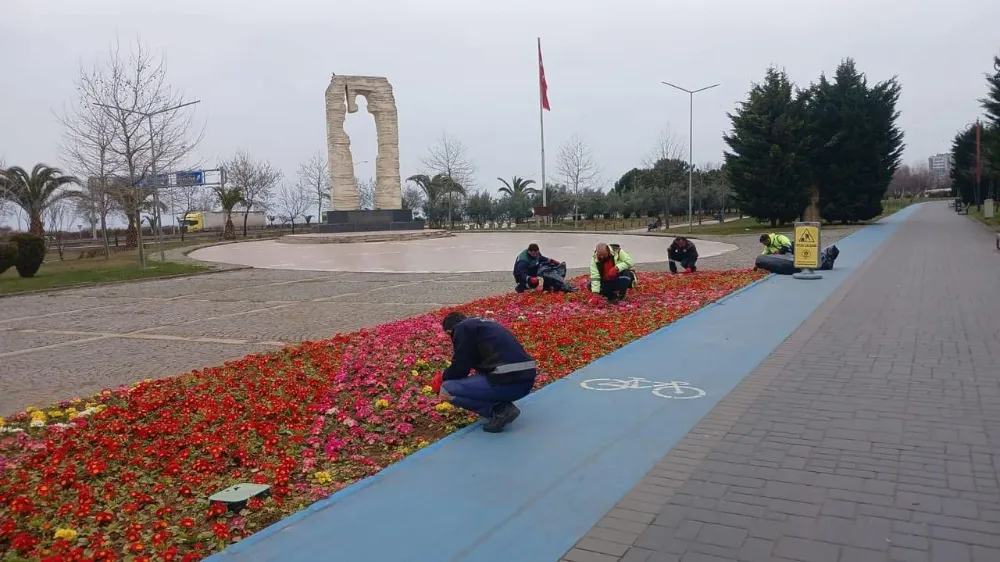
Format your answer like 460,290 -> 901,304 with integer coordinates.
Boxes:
513,243 -> 562,293
432,311 -> 536,433
667,237 -> 698,274
759,233 -> 793,255
590,243 -> 637,303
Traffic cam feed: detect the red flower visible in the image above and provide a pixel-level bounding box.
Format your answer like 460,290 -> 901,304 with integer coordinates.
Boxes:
94,511 -> 114,524
10,531 -> 39,552
211,522 -> 230,540
128,541 -> 145,553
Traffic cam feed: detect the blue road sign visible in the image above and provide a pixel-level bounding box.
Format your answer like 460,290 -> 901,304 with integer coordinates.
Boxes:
176,171 -> 204,186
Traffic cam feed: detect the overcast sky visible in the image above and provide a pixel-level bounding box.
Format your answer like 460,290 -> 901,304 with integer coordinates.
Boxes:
3,0 -> 999,206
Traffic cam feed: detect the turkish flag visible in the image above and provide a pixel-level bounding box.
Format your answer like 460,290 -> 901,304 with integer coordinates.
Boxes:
538,40 -> 550,111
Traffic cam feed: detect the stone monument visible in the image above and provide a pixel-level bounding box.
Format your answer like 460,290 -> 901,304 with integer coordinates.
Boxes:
321,74 -> 424,233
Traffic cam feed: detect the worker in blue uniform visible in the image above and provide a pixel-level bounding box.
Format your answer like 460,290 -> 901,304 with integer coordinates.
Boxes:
435,311 -> 536,433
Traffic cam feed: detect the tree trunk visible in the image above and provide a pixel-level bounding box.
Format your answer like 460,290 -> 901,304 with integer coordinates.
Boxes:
803,183 -> 821,222
100,213 -> 110,259
224,218 -> 236,240
770,218 -> 777,227
28,213 -> 44,237
125,218 -> 138,251
242,210 -> 249,237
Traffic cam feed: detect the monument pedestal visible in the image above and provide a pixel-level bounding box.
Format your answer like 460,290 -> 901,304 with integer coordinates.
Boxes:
318,209 -> 425,233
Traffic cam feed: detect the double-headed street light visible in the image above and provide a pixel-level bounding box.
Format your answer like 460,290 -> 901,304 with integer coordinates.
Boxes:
661,81 -> 719,232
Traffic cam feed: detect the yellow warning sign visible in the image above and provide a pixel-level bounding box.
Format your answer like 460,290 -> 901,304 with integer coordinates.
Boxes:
793,222 -> 820,269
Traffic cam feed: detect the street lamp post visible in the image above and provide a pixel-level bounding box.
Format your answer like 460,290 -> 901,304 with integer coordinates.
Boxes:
661,81 -> 720,233
93,100 -> 200,266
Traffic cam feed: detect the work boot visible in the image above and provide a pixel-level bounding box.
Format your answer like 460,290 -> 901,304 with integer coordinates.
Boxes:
482,403 -> 520,433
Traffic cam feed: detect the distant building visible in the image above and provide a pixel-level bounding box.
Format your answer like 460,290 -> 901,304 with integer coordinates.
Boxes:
928,153 -> 953,180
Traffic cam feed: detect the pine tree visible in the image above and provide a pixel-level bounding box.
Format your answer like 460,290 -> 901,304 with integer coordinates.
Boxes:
980,55 -> 1000,194
806,59 -> 904,223
723,67 -> 811,227
950,124 -> 979,205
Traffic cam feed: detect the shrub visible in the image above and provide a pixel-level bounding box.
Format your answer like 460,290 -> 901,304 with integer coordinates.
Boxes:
10,233 -> 46,278
0,241 -> 17,275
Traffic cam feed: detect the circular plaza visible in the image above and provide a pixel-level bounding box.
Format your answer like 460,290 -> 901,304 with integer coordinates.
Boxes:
188,232 -> 738,273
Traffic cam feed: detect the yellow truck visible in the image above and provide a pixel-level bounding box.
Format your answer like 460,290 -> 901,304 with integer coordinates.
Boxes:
183,211 -> 266,232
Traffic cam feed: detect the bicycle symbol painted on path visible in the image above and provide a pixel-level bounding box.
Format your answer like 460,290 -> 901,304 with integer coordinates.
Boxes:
579,377 -> 706,399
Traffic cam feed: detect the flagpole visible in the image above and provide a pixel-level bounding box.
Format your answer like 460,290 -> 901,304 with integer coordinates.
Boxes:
538,37 -> 547,214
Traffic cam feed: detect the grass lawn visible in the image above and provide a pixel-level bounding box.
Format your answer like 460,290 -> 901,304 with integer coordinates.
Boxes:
665,198 -> 923,236
968,207 -> 1000,232
0,250 -> 209,295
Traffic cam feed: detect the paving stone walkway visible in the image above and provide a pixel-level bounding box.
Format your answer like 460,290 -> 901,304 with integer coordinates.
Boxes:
563,203 -> 1000,562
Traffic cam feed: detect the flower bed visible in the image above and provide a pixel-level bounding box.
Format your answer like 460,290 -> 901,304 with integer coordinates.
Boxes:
0,270 -> 763,561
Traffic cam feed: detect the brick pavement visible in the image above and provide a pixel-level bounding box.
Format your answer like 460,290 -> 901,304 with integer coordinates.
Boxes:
562,203 -> 1000,562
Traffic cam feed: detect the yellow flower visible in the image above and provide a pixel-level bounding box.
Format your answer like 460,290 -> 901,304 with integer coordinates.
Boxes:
434,402 -> 454,412
25,406 -> 37,413
420,385 -> 434,395
313,471 -> 333,484
415,359 -> 427,367
48,409 -> 64,418
417,440 -> 430,449
410,370 -> 420,377
0,417 -> 5,428
374,399 -> 389,409
30,411 -> 47,422
54,528 -> 78,541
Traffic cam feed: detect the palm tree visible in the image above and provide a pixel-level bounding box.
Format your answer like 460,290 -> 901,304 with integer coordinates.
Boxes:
214,186 -> 245,240
110,182 -> 165,250
0,164 -> 80,236
497,176 -> 538,197
406,174 -> 466,227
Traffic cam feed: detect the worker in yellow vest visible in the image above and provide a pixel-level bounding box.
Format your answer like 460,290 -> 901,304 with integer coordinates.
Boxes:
759,233 -> 793,255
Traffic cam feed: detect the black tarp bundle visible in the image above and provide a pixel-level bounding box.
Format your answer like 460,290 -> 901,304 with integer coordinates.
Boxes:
754,245 -> 840,275
537,261 -> 576,292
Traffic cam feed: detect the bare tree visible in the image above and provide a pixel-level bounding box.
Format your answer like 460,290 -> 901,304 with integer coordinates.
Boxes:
297,152 -> 330,222
888,163 -> 937,199
75,36 -> 203,255
643,126 -> 685,167
555,135 -> 602,223
402,186 -> 425,214
0,157 -> 8,221
355,177 -> 376,210
58,78 -> 121,255
420,132 -> 478,188
274,182 -> 312,234
222,149 -> 282,236
45,200 -> 75,261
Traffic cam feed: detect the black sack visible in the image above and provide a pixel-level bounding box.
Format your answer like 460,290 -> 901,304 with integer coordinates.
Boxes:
537,261 -> 576,292
755,244 -> 841,275
818,245 -> 839,271
754,254 -> 798,275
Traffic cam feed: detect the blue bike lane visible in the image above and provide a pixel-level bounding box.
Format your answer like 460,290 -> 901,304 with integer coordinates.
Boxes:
208,204 -> 920,562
